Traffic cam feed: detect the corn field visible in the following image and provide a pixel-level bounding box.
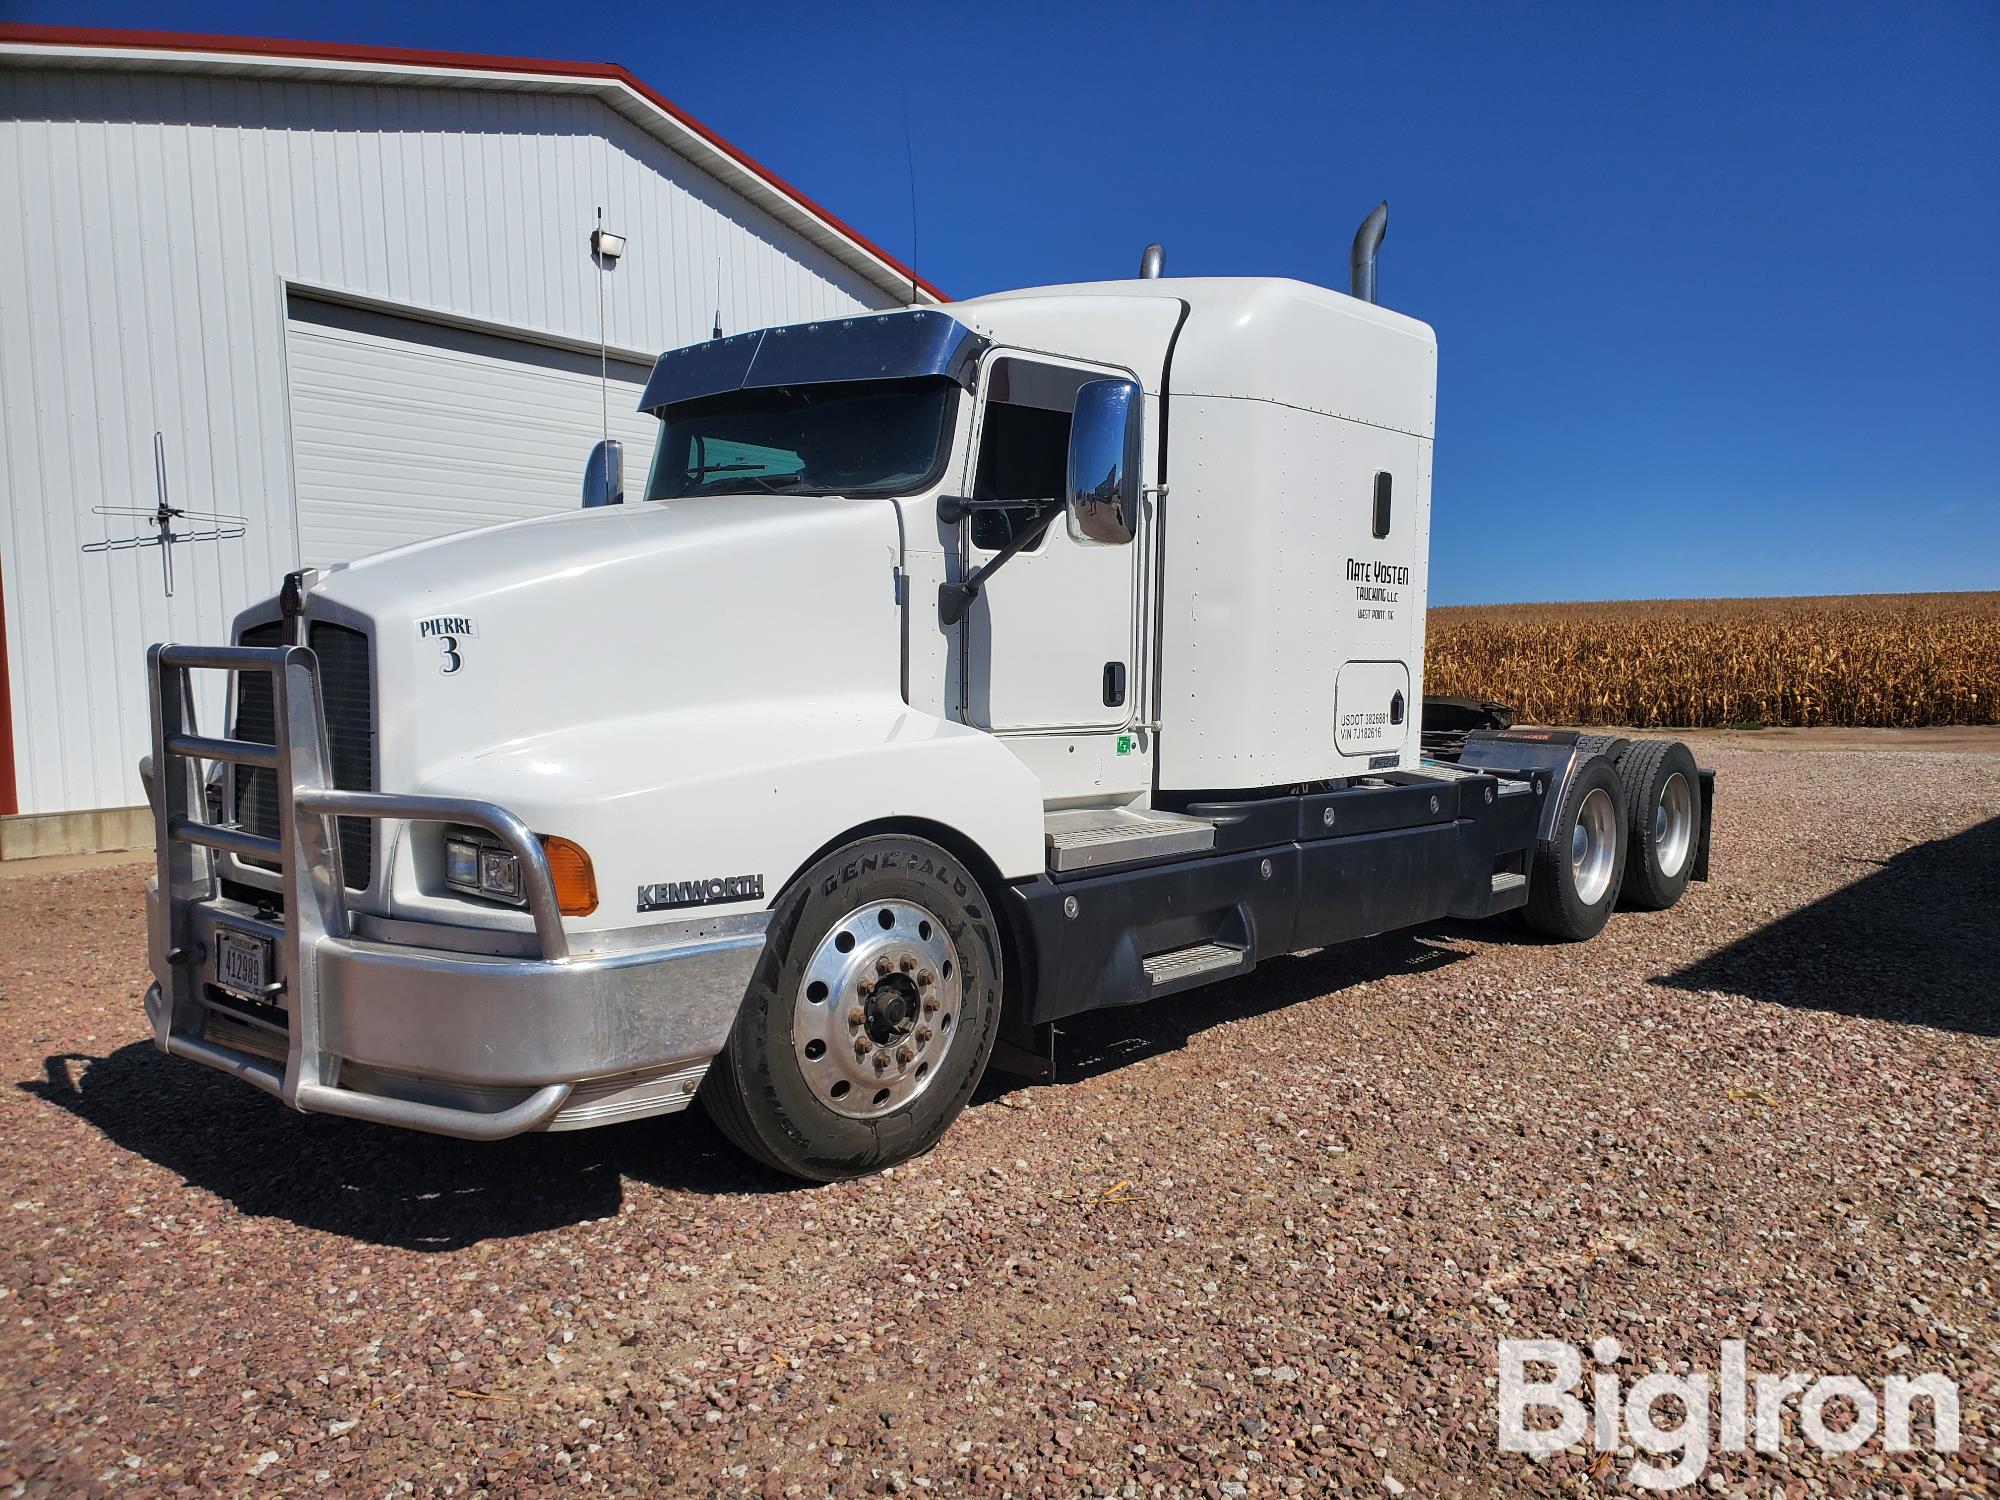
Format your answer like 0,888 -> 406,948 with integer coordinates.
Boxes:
1424,592 -> 2000,728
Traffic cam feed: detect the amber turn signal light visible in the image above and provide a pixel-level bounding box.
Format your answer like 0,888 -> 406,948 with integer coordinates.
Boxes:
540,835 -> 598,916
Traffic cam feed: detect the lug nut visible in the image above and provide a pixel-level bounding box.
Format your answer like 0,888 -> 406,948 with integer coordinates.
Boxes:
899,954 -> 917,973
847,1006 -> 865,1027
875,956 -> 894,976
856,978 -> 874,997
873,1051 -> 889,1072
854,1038 -> 870,1057
916,1025 -> 933,1045
922,994 -> 940,1012
896,1045 -> 914,1065
917,968 -> 936,986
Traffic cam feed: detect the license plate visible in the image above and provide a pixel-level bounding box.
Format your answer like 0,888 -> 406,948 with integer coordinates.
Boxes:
214,928 -> 273,1000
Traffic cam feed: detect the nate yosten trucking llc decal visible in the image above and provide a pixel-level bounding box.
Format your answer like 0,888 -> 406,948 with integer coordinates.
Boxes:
1346,557 -> 1407,622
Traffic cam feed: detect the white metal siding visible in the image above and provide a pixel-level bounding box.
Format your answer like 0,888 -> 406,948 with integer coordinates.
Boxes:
287,299 -> 658,566
0,64 -> 895,816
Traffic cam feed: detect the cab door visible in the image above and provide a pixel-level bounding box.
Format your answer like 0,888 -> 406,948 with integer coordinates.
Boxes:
958,351 -> 1143,733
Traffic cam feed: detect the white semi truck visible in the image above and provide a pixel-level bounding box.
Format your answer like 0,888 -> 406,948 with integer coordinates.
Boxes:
139,207 -> 1711,1180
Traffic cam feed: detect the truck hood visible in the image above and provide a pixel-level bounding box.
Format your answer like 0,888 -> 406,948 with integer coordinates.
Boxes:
291,492 -> 908,828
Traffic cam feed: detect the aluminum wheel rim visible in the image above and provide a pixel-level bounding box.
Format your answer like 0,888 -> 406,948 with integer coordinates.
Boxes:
1653,771 -> 1693,877
794,899 -> 962,1120
1570,786 -> 1617,907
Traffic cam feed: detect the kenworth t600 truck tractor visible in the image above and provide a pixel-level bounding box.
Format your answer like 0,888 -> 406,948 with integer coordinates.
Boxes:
139,210 -> 1711,1180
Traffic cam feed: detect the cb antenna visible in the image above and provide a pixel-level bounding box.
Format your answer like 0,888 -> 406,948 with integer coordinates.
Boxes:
901,83 -> 920,306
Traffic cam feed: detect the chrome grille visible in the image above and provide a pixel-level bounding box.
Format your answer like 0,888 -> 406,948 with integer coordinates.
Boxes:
231,620 -> 376,889
231,622 -> 284,855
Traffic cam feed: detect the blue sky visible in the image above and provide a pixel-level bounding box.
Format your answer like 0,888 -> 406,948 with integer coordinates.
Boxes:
12,0 -> 1998,604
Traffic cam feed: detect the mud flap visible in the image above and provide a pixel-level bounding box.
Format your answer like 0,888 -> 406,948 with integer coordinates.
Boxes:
988,1018 -> 1056,1083
1694,768 -> 1716,881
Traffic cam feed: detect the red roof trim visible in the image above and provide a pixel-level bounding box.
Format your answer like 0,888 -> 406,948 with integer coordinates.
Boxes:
0,23 -> 947,302
0,554 -> 15,817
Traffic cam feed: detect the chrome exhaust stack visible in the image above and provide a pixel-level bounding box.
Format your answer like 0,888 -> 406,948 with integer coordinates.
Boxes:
1349,201 -> 1388,303
1138,243 -> 1165,279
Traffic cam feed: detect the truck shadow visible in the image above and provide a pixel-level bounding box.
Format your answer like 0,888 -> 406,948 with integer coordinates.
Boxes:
1658,815 -> 1999,1037
25,932 -> 1471,1249
22,1045 -> 786,1252
27,810 -> 1995,1249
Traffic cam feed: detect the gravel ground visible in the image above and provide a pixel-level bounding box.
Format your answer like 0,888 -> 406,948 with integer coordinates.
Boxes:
1,739 -> 1995,1498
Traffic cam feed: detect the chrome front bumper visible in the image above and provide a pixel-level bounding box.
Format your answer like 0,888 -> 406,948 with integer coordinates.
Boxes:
143,641 -> 767,1140
143,888 -> 767,1138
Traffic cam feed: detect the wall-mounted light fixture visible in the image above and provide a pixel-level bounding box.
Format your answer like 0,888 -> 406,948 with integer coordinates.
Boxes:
591,226 -> 625,261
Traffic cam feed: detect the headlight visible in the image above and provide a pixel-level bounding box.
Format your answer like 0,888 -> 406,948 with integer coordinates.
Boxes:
478,846 -> 523,901
443,831 -> 524,906
443,835 -> 481,890
441,828 -> 595,916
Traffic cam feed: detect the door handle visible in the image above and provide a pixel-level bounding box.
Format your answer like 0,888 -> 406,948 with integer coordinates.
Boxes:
1103,661 -> 1127,708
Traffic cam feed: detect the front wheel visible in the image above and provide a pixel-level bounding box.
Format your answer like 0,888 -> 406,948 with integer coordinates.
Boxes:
700,834 -> 1003,1181
1523,755 -> 1628,941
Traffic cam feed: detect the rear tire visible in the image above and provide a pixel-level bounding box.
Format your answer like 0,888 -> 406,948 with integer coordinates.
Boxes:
1616,739 -> 1702,910
1573,733 -> 1629,761
701,834 -> 1003,1182
1523,755 -> 1627,941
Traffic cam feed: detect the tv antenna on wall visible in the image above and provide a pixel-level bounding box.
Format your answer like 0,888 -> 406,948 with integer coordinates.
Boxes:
82,431 -> 246,597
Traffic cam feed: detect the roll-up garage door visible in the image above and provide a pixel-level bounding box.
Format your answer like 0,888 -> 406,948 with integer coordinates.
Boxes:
286,296 -> 659,567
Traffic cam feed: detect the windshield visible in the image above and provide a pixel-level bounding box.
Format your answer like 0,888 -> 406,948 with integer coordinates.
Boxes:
643,378 -> 959,501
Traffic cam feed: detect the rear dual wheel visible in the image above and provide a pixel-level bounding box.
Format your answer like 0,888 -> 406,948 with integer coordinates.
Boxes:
1524,755 -> 1628,941
701,834 -> 1003,1182
1616,739 -> 1702,910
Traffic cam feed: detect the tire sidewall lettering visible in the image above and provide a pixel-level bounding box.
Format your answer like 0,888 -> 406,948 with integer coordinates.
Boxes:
820,851 -> 970,903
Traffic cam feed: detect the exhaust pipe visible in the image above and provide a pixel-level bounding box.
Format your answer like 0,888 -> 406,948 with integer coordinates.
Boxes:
1349,200 -> 1387,303
1139,243 -> 1165,279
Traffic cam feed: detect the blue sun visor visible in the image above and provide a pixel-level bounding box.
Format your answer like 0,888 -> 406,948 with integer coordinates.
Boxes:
637,309 -> 986,414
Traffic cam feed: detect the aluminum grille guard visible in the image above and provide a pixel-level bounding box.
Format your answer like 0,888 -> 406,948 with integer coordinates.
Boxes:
144,642 -> 575,1138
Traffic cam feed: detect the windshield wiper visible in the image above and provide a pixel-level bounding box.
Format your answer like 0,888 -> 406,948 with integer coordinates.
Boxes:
681,472 -> 817,496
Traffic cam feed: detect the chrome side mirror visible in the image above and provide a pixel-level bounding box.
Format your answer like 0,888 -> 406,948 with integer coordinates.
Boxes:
582,438 -> 624,508
1065,378 -> 1141,546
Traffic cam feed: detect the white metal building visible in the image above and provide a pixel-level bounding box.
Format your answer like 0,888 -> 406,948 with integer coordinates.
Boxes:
0,25 -> 938,852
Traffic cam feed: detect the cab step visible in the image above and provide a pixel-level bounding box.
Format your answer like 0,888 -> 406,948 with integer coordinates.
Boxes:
1490,871 -> 1527,896
1142,941 -> 1246,988
1044,806 -> 1216,873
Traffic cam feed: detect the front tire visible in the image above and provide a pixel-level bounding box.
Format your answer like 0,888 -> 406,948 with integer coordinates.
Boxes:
1616,739 -> 1702,910
701,834 -> 1003,1181
1523,755 -> 1627,941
